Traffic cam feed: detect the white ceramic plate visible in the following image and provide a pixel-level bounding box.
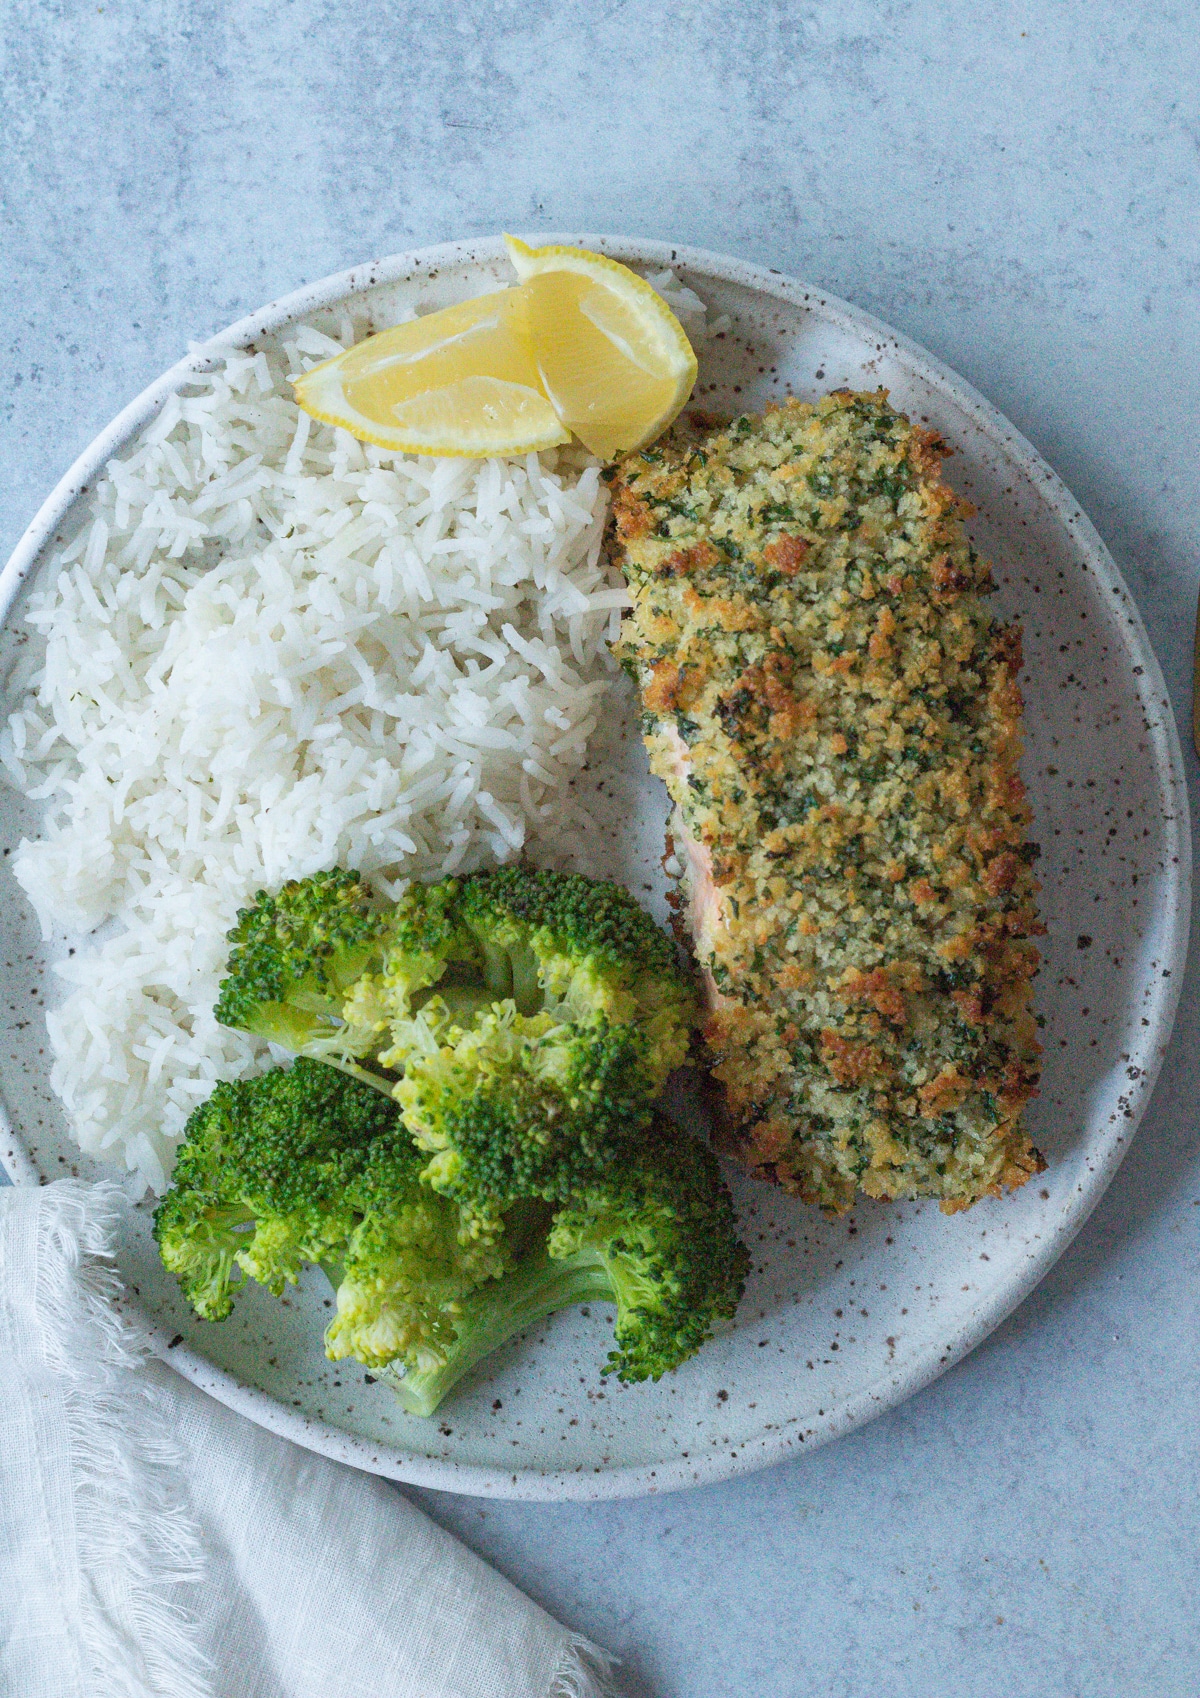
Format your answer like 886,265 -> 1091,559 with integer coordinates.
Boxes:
0,237 -> 1189,1500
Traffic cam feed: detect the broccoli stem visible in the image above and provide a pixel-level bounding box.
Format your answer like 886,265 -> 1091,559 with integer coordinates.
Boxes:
316,1054 -> 398,1100
432,983 -> 504,1027
480,939 -> 513,998
377,1247 -> 613,1418
410,959 -> 529,1027
507,942 -> 543,1017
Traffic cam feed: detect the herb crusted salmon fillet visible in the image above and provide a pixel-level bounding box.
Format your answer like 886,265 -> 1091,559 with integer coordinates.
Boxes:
606,390 -> 1044,1214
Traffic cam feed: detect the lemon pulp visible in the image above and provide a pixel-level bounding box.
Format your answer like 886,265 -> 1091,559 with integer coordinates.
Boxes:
293,289 -> 569,456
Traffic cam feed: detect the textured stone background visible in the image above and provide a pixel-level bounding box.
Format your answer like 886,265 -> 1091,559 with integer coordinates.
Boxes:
3,3 -> 1199,1694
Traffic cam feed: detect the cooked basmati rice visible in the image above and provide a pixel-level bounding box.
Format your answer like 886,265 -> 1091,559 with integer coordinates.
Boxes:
2,275 -> 718,1193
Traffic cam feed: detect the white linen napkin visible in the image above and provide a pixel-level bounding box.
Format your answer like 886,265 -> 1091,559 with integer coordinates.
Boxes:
0,1180 -> 618,1698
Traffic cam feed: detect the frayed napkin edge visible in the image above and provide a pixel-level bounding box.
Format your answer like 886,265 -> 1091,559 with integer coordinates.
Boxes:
548,1634 -> 623,1698
20,1179 -> 627,1698
25,1179 -> 214,1698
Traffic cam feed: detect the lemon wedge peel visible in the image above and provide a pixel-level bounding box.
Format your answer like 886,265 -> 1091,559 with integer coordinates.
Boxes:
291,241 -> 699,460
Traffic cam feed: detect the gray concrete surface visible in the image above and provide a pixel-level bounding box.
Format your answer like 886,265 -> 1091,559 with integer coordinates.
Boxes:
3,3 -> 1199,1694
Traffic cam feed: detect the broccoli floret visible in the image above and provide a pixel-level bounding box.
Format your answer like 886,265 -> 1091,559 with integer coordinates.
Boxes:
393,1003 -> 670,1211
150,1197 -> 258,1323
390,865 -> 694,1086
214,868 -> 392,1058
155,1065 -> 749,1418
153,1057 -> 397,1319
373,867 -> 697,1205
383,1119 -> 749,1417
464,865 -> 691,1039
548,1123 -> 751,1382
323,1130 -> 512,1370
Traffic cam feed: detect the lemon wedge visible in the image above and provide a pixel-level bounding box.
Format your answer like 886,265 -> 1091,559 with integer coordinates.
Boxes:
293,288 -> 570,456
504,236 -> 698,459
293,242 -> 699,460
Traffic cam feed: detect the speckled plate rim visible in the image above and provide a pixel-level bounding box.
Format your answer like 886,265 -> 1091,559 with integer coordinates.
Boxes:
0,235 -> 1190,1500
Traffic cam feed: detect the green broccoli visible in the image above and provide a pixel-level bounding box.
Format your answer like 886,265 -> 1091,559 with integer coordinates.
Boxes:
381,1118 -> 750,1418
154,1058 -> 529,1381
171,868 -> 748,1420
363,866 -> 697,1206
394,865 -> 695,1077
153,1057 -> 397,1320
155,1063 -> 749,1417
547,1123 -> 751,1382
322,1129 -> 514,1371
391,1003 -> 678,1210
215,865 -> 698,1208
214,867 -> 392,1060
375,1233 -> 605,1418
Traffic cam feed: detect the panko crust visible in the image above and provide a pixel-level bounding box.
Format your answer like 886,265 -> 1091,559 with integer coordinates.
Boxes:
607,391 -> 1044,1214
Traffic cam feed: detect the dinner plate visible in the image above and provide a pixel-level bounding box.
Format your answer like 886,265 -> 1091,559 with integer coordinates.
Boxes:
0,237 -> 1189,1500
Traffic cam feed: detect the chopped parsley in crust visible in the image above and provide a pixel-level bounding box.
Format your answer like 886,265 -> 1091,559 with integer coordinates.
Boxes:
606,390 -> 1044,1215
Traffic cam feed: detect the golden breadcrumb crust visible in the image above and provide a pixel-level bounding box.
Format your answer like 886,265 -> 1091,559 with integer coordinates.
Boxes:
607,391 -> 1044,1214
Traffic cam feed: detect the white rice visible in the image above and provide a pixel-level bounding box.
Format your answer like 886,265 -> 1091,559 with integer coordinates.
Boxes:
2,274 -> 718,1193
